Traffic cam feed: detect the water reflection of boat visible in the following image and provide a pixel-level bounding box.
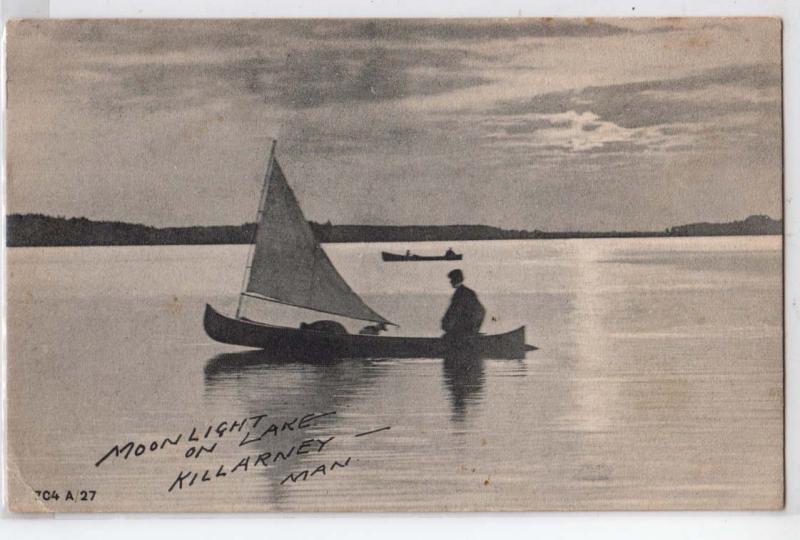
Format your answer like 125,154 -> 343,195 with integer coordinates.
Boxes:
381,250 -> 463,262
442,352 -> 485,422
203,140 -> 535,359
204,350 -> 385,394
204,348 -> 351,378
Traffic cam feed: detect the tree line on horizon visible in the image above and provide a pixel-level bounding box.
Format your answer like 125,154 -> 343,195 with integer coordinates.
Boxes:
5,213 -> 783,247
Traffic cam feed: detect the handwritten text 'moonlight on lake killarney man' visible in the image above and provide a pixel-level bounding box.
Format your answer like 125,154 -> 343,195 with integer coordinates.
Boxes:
94,411 -> 337,467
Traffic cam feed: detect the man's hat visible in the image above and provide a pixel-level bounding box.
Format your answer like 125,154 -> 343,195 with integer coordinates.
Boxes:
447,269 -> 464,282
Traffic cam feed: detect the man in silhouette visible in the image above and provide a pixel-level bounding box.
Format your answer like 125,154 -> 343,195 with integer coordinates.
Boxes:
441,269 -> 485,337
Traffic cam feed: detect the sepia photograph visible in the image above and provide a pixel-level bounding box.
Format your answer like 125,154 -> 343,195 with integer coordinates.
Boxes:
4,17 -> 784,512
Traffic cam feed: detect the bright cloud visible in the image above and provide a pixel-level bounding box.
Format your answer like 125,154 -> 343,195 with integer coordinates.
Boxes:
484,110 -> 698,153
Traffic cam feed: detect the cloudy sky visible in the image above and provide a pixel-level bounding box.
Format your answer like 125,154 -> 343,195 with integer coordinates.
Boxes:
6,18 -> 782,230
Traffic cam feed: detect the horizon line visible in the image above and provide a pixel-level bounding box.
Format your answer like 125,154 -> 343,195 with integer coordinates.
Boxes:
4,212 -> 783,235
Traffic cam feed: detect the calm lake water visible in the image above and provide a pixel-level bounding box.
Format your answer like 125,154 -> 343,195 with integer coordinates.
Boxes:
6,237 -> 783,511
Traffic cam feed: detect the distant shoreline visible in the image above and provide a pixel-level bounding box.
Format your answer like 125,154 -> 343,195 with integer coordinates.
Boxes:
5,214 -> 783,247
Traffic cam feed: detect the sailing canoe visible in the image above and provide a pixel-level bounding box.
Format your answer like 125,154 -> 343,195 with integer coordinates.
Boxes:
381,251 -> 463,262
203,140 -> 536,359
204,304 -> 534,359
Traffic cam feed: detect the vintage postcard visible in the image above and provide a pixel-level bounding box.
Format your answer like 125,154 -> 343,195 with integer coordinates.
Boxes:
4,18 -> 783,512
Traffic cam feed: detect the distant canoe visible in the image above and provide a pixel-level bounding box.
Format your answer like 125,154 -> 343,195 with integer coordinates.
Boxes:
381,251 -> 463,262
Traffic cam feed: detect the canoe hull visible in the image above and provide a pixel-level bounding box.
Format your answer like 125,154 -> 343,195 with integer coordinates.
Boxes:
381,251 -> 463,262
203,304 -> 533,359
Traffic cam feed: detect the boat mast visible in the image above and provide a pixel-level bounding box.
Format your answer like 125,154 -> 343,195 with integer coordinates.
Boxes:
235,139 -> 277,319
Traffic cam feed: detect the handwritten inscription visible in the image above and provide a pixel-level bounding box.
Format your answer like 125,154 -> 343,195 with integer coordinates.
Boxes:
92,410 -> 390,494
281,457 -> 352,485
95,411 -> 336,467
169,437 -> 335,492
238,411 -> 337,446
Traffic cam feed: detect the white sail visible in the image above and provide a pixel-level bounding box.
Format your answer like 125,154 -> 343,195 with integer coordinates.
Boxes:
243,148 -> 393,325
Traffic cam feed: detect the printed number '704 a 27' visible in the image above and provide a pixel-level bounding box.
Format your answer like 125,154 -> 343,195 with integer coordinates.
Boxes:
35,490 -> 96,502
